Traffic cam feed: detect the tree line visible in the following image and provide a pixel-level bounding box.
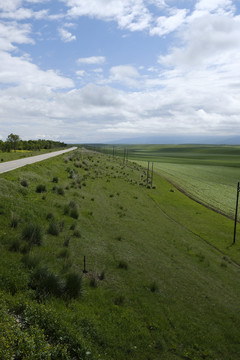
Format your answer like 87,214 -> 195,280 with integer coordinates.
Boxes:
0,134 -> 67,152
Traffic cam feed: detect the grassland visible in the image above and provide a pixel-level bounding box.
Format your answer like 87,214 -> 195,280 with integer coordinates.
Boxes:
99,144 -> 240,219
0,148 -> 240,359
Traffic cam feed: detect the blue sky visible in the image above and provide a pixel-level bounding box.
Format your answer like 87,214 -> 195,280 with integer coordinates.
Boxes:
1,0 -> 240,143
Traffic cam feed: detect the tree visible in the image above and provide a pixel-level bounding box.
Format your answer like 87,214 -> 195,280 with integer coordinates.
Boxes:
6,133 -> 20,151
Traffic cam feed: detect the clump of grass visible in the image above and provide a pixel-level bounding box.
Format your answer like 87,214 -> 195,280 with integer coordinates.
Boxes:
56,186 -> 65,196
59,220 -> 64,232
150,281 -> 158,293
114,295 -> 125,306
63,235 -> 70,247
69,223 -> 76,231
9,238 -> 21,252
21,253 -> 41,269
22,223 -> 43,246
20,179 -> 29,187
89,275 -> 97,288
47,221 -> 60,236
118,260 -> 128,270
10,212 -> 19,228
36,184 -> 46,193
115,235 -> 122,241
70,208 -> 79,219
52,176 -> 59,183
30,267 -> 64,298
98,271 -> 105,281
64,272 -> 82,298
46,212 -> 54,221
73,229 -> 81,238
57,248 -> 70,259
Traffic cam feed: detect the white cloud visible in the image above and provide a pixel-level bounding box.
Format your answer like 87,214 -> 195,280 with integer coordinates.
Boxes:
58,27 -> 76,42
77,56 -> 106,65
150,8 -> 188,36
76,70 -> 86,77
195,0 -> 234,12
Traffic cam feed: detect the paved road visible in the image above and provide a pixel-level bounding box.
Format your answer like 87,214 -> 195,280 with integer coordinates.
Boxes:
0,147 -> 77,174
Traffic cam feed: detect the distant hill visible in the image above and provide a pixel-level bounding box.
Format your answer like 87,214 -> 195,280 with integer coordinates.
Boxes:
108,135 -> 240,145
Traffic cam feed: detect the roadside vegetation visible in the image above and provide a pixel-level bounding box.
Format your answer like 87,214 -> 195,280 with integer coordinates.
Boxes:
0,147 -> 240,359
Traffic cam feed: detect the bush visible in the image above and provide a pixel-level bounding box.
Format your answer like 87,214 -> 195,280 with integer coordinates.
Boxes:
22,224 -> 43,246
64,272 -> 82,298
56,187 -> 65,196
36,184 -> 46,193
52,176 -> 59,183
47,221 -> 59,236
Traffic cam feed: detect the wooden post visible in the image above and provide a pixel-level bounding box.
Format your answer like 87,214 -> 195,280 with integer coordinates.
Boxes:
151,162 -> 153,187
233,182 -> 240,245
146,161 -> 150,185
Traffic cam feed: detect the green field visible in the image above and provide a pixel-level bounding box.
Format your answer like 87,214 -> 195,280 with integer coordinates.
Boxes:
0,147 -> 240,359
99,144 -> 240,218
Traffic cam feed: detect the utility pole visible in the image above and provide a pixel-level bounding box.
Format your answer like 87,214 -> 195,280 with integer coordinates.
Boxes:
146,161 -> 150,185
151,162 -> 154,187
233,182 -> 240,245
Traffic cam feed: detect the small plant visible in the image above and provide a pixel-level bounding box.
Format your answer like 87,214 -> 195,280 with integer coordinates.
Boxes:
10,212 -> 19,228
59,220 -> 64,232
36,184 -> 46,193
69,223 -> 76,231
64,272 -> 82,298
47,221 -> 59,236
52,176 -> 59,183
22,223 -> 43,246
118,260 -> 128,270
56,186 -> 65,196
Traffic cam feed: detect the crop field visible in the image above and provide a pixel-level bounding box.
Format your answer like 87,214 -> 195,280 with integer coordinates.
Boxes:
96,144 -> 240,219
0,147 -> 240,359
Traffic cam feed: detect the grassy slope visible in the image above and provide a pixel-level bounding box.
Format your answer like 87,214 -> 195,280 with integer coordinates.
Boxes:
0,149 -> 240,359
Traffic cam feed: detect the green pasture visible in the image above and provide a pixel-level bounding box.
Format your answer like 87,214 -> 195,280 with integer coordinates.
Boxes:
97,144 -> 240,218
0,148 -> 240,359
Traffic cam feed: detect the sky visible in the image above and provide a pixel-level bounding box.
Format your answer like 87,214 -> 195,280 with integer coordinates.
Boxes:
0,0 -> 240,143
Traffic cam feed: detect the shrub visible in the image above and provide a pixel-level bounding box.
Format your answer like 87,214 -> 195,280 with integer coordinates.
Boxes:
20,179 -> 29,187
118,260 -> 128,270
52,176 -> 59,183
22,224 -> 43,246
10,212 -> 19,228
64,272 -> 82,298
36,184 -> 46,193
47,221 -> 59,236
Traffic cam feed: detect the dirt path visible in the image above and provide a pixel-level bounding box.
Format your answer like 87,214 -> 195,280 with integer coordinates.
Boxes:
0,147 -> 77,174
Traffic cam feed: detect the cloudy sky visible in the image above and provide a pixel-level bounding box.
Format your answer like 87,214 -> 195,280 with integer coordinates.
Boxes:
0,0 -> 240,143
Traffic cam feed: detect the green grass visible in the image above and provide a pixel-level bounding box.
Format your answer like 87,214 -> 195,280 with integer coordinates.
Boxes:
0,148 -> 240,359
